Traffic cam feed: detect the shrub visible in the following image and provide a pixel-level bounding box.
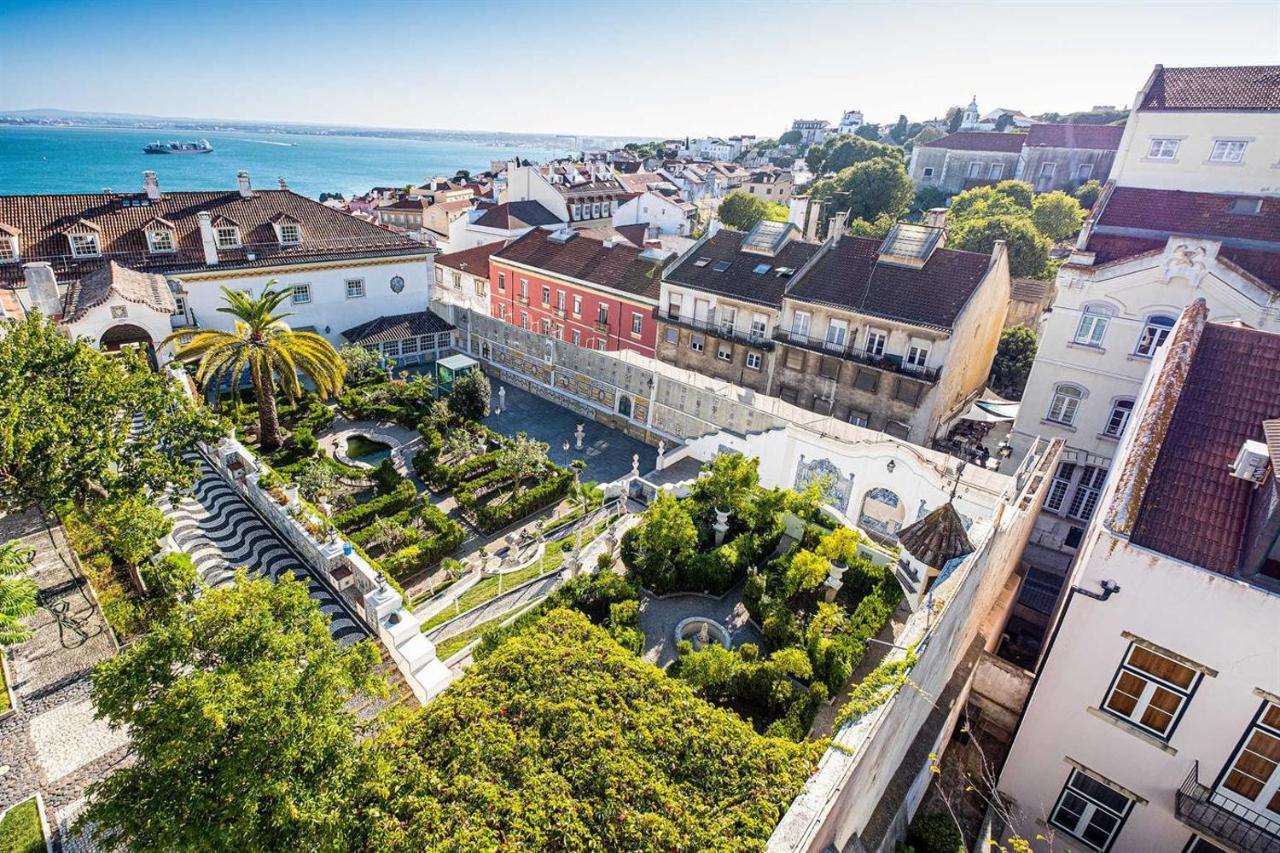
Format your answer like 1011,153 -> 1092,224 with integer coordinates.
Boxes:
372,458 -> 403,495
141,552 -> 197,602
462,471 -> 571,533
448,369 -> 491,422
906,812 -> 964,853
90,496 -> 173,568
290,426 -> 319,457
379,506 -> 466,581
331,481 -> 416,531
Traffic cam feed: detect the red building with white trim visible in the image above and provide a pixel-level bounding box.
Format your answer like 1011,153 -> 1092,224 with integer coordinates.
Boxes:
488,228 -> 669,357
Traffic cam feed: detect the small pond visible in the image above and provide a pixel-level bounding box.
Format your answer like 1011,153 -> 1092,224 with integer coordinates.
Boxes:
346,435 -> 393,465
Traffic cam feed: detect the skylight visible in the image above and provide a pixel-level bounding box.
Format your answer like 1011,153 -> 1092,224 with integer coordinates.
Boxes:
753,263 -> 771,274
712,261 -> 731,273
693,257 -> 712,267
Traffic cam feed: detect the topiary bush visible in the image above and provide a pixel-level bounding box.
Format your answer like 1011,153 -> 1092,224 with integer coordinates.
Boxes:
906,811 -> 964,853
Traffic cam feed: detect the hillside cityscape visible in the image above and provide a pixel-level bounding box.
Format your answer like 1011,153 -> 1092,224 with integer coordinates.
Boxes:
1,2 -> 1278,852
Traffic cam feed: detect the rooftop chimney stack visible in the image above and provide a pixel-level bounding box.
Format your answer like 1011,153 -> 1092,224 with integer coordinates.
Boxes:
143,171 -> 161,201
278,177 -> 288,191
23,263 -> 62,318
237,171 -> 252,199
829,210 -> 850,245
197,211 -> 219,265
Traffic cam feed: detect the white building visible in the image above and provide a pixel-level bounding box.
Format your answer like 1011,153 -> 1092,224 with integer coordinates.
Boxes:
835,110 -> 865,135
999,301 -> 1280,853
612,190 -> 693,237
1,171 -> 438,359
790,119 -> 831,146
431,240 -> 507,320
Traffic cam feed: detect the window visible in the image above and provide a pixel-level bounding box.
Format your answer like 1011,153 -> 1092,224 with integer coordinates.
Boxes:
0,237 -> 17,262
750,314 -> 768,338
279,223 -> 302,244
719,306 -> 737,335
1068,465 -> 1107,520
884,421 -> 910,440
402,336 -> 420,354
215,227 -> 240,249
1047,384 -> 1083,426
864,329 -> 886,357
520,312 -> 529,330
1147,138 -> 1180,160
1049,768 -> 1133,851
476,279 -> 487,297
922,167 -> 935,179
717,342 -> 732,362
746,352 -> 762,370
791,311 -> 811,339
573,329 -> 582,346
968,161 -> 984,179
1134,315 -> 1175,357
146,229 -> 175,253
689,334 -> 704,352
557,290 -> 566,311
989,162 -> 1004,179
173,295 -> 187,316
383,340 -> 400,357
573,295 -> 582,316
1046,462 -> 1076,512
1209,139 -> 1248,163
848,410 -> 870,428
519,279 -> 528,299
1185,837 -> 1230,853
825,318 -> 848,349
498,272 -> 506,292
345,279 -> 365,299
1039,162 -> 1056,180
69,233 -> 100,257
1103,400 -> 1134,438
452,271 -> 463,290
1077,162 -> 1095,181
541,319 -> 552,335
595,338 -> 608,352
1231,197 -> 1263,215
1219,701 -> 1280,817
541,285 -> 551,306
434,266 -> 444,286
906,342 -> 929,367
1074,307 -> 1111,347
597,304 -> 610,326
631,312 -> 644,335
853,368 -> 879,393
1102,642 -> 1199,739
666,293 -> 682,319
291,284 -> 311,304
894,378 -> 924,406
693,256 -> 712,268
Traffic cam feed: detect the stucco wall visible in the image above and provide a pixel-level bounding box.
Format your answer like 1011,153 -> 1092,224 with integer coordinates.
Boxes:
1111,110 -> 1280,194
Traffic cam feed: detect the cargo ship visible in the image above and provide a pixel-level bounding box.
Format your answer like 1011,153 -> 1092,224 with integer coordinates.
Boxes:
143,139 -> 213,155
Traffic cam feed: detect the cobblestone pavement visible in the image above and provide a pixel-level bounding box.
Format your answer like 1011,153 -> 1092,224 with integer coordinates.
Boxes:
164,453 -> 367,645
637,580 -> 763,668
0,508 -> 125,852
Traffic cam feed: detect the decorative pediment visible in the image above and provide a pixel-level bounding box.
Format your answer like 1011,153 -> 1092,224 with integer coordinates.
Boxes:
1162,239 -> 1218,288
143,215 -> 176,232
62,217 -> 101,234
210,214 -> 241,229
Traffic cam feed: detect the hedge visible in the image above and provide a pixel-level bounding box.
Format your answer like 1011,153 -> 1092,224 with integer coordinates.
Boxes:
379,504 -> 467,580
462,471 -> 572,533
331,481 -> 416,532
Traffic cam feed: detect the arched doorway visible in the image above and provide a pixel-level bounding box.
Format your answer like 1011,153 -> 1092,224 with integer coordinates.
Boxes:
858,487 -> 906,541
99,324 -> 157,368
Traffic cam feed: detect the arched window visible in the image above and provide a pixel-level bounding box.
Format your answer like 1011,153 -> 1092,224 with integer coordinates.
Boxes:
859,488 -> 905,538
1104,399 -> 1134,438
1134,315 -> 1176,357
618,395 -> 633,418
1073,303 -> 1115,347
1047,384 -> 1085,426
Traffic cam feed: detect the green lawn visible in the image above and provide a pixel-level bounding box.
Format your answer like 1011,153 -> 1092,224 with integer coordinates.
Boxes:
0,660 -> 10,714
434,609 -> 518,661
0,798 -> 45,853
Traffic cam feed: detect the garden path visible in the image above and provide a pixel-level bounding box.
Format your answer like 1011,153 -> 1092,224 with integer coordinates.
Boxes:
637,580 -> 763,669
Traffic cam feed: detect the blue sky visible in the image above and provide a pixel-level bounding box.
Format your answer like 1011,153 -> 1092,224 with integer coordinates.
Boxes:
2,0 -> 1277,138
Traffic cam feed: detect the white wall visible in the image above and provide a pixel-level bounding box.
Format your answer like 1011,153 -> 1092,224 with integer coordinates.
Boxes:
613,192 -> 689,236
504,164 -> 570,221
1110,109 -> 1280,194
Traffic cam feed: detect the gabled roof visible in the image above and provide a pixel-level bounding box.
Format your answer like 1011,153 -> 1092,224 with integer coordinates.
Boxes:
1138,65 -> 1280,112
471,201 -> 562,230
61,260 -> 176,322
0,189 -> 428,287
664,228 -> 821,308
493,228 -> 667,303
918,131 -> 1025,154
786,237 -> 992,332
1023,123 -> 1124,150
434,240 -> 509,276
340,309 -> 454,346
898,503 -> 974,569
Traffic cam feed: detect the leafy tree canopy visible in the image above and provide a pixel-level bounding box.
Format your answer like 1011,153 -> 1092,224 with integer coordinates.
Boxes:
778,129 -> 802,146
717,190 -> 788,231
448,368 -> 491,422
990,325 -> 1039,400
1073,179 -> 1103,210
628,490 -> 698,592
945,106 -> 964,133
82,572 -> 383,852
889,114 -> 910,144
950,214 -> 1051,279
0,314 -> 220,512
0,541 -> 38,646
1031,190 -> 1088,242
810,158 -> 914,223
689,453 -> 760,519
853,124 -> 881,141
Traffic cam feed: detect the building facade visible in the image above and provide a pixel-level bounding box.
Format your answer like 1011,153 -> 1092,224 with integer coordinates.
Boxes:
1020,124 -> 1125,192
909,132 -> 1027,195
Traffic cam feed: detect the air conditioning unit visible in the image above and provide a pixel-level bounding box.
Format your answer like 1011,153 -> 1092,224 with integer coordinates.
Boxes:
1230,440 -> 1270,484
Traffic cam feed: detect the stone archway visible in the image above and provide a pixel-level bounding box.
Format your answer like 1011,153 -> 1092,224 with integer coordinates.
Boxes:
99,323 -> 157,367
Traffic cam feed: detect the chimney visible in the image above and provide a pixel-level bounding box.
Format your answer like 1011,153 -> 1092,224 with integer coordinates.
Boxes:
603,235 -> 619,249
828,210 -> 849,245
924,208 -> 947,230
708,218 -> 723,237
197,212 -> 219,265
237,171 -> 252,199
278,177 -> 288,191
23,262 -> 62,317
143,171 -> 161,201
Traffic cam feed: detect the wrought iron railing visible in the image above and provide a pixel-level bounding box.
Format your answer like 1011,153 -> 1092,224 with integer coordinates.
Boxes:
662,310 -> 775,350
1176,761 -> 1280,853
773,330 -> 942,383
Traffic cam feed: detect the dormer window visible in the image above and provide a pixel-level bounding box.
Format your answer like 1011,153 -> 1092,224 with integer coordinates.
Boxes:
0,236 -> 17,264
279,223 -> 302,244
69,233 -> 101,257
146,228 -> 175,253
216,227 -> 241,249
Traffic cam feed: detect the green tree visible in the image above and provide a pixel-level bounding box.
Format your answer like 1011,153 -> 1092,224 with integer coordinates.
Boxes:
690,453 -> 760,519
166,285 -> 345,450
90,495 -> 173,569
139,552 -> 197,603
913,126 -> 946,146
448,368 -> 491,421
628,491 -> 698,592
1032,190 -> 1088,242
818,137 -> 901,174
0,541 -> 38,646
784,549 -> 829,596
889,114 -> 910,144
1074,178 -> 1103,210
846,213 -> 897,239
945,106 -> 964,133
993,179 -> 1034,209
853,124 -> 881,141
947,185 -> 1026,223
295,458 -> 338,503
990,325 -> 1039,400
950,214 -> 1051,278
717,190 -> 787,231
82,571 -> 382,852
338,344 -> 383,383
813,158 -> 914,223
994,113 -> 1015,132
0,314 -> 220,512
914,186 -> 949,213
778,129 -> 802,146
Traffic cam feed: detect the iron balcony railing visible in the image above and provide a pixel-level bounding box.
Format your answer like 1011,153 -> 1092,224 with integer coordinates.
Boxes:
663,309 -> 775,351
1176,761 -> 1280,853
774,329 -> 942,383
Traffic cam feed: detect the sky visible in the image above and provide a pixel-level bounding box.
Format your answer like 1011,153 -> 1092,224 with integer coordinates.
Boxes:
2,0 -> 1278,139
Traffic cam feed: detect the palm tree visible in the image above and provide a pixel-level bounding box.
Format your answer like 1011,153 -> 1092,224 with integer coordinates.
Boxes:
0,540 -> 38,647
164,284 -> 344,450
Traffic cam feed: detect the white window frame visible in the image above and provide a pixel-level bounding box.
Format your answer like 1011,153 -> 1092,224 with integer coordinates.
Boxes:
689,334 -> 705,353
0,236 -> 17,263
1103,400 -> 1134,438
1046,462 -> 1075,512
746,351 -> 762,371
1074,307 -> 1111,347
717,342 -> 732,362
572,329 -> 582,346
146,229 -> 175,254
864,329 -> 887,357
573,294 -> 582,316
1101,642 -> 1200,740
1217,702 -> 1280,819
989,162 -> 1004,180
906,342 -> 930,367
922,166 -> 935,179
967,161 -> 984,179
1076,162 -> 1094,181
1209,139 -> 1248,163
825,318 -> 848,348
215,226 -> 240,249
791,310 -> 811,339
1068,465 -> 1107,520
1134,315 -> 1175,357
1147,138 -> 1180,160
278,223 -> 302,245
173,295 -> 187,316
402,336 -> 420,355
631,312 -> 644,335
290,284 -> 312,305
1047,384 -> 1084,426
541,284 -> 551,306
69,233 -> 101,257
1049,768 -> 1134,851
345,278 -> 366,299
519,278 -> 528,299
750,314 -> 768,339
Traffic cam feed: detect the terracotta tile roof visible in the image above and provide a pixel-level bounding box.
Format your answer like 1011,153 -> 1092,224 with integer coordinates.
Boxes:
918,131 -> 1025,153
432,198 -> 475,213
1024,123 -> 1124,150
786,237 -> 992,331
434,241 -> 508,276
383,197 -> 429,212
62,260 -> 176,322
898,502 -> 974,568
0,189 -> 428,288
340,309 -> 453,346
1138,65 -> 1280,112
471,201 -> 562,230
664,228 -> 821,308
493,228 -> 667,303
1130,321 -> 1280,575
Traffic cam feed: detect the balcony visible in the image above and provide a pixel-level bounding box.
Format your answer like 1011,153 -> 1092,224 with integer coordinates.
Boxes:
774,330 -> 941,383
662,309 -> 776,351
593,320 -> 609,332
516,294 -> 530,306
1176,761 -> 1280,853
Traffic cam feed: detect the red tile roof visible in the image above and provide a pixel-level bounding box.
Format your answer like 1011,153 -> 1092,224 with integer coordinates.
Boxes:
1138,65 -> 1280,112
1130,321 -> 1280,575
472,201 -> 562,230
664,228 -> 821,308
918,131 -> 1025,153
434,241 -> 508,277
492,228 -> 668,303
1024,124 -> 1124,150
0,189 -> 427,288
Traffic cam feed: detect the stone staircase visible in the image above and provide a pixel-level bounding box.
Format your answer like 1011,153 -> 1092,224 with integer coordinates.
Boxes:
348,649 -> 419,720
